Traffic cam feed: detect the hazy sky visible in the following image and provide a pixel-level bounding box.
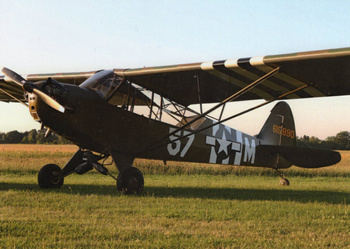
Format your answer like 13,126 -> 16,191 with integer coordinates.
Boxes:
1,0 -> 350,139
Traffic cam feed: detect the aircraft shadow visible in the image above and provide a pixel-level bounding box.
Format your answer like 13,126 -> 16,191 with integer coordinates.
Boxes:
145,186 -> 350,204
1,182 -> 348,204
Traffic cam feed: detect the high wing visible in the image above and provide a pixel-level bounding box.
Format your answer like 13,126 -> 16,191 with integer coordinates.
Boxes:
114,47 -> 350,106
2,47 -> 350,106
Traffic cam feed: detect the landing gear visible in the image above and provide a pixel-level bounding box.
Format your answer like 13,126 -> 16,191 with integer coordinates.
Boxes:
274,168 -> 290,186
279,178 -> 290,186
37,149 -> 144,194
117,167 -> 144,194
38,164 -> 64,188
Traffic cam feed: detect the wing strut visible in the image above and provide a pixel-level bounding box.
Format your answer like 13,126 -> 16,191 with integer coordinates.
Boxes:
163,67 -> 280,142
0,88 -> 28,108
149,91 -> 155,119
195,74 -> 203,114
137,83 -> 309,157
180,84 -> 309,141
137,67 -> 287,155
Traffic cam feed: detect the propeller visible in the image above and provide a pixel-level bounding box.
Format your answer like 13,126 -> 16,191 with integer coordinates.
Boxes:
2,67 -> 65,113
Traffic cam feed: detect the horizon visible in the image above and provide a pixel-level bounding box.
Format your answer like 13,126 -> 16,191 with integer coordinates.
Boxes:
0,126 -> 348,140
1,1 -> 350,139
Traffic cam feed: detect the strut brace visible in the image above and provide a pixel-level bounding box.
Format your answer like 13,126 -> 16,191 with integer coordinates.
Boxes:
170,84 -> 309,144
0,88 -> 28,107
137,67 -> 287,155
137,83 -> 309,156
146,67 -> 280,148
195,74 -> 203,114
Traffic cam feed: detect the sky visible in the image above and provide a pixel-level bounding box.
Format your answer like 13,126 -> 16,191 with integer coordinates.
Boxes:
1,0 -> 350,139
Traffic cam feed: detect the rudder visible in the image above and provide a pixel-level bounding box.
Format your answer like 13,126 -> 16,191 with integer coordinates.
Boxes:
256,101 -> 296,147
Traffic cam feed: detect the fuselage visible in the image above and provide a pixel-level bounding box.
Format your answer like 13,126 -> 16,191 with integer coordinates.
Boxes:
30,83 -> 285,168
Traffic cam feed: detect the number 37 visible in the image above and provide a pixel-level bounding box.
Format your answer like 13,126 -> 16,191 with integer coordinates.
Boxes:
167,128 -> 195,157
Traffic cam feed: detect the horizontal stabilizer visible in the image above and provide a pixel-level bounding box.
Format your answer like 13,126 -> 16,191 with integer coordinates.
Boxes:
258,145 -> 341,168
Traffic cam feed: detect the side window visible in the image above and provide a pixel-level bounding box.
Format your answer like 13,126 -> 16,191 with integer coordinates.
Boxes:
80,70 -> 116,98
93,80 -> 113,97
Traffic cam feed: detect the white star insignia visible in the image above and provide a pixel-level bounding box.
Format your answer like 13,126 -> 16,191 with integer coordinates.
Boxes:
216,132 -> 231,155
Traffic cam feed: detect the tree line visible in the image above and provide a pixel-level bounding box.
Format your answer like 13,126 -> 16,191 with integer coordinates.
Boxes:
0,129 -> 70,144
0,129 -> 350,150
296,131 -> 350,150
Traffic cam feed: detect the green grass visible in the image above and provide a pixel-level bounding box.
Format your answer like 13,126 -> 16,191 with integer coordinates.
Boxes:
1,145 -> 350,248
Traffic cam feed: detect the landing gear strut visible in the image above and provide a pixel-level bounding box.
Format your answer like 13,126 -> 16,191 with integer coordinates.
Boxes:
274,168 -> 290,186
37,149 -> 145,194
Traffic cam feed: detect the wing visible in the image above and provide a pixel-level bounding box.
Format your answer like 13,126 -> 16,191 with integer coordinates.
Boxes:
0,75 -> 25,102
0,71 -> 95,102
114,47 -> 350,106
3,47 -> 350,106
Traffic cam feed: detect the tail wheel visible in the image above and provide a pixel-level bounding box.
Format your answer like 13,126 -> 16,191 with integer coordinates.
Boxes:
279,178 -> 290,186
274,168 -> 290,186
117,167 -> 144,194
38,164 -> 64,188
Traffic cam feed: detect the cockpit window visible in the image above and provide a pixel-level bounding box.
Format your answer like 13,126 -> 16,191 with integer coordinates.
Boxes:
79,70 -> 152,108
93,79 -> 113,96
79,70 -> 117,98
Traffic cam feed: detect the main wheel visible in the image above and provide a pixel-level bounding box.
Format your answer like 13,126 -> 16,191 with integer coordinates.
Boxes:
38,164 -> 64,188
117,167 -> 144,194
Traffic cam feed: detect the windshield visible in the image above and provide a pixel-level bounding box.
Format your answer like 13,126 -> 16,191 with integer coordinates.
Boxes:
79,70 -> 116,97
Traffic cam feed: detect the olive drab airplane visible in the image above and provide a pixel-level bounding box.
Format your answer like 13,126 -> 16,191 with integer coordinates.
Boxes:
1,47 -> 349,194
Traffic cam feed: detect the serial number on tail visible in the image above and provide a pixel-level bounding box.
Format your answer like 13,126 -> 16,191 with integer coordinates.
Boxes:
273,125 -> 295,138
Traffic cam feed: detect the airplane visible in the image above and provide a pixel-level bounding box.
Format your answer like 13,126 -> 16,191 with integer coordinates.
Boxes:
1,47 -> 348,194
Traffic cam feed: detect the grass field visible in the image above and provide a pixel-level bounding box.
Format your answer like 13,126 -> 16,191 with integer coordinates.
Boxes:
0,145 -> 350,248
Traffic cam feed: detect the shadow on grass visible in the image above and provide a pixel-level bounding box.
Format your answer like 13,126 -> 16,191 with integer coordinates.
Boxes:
148,186 -> 350,204
2,167 -> 350,177
1,182 -> 349,204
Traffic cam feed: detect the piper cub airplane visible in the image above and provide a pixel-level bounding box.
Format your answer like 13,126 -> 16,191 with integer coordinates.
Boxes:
1,47 -> 348,194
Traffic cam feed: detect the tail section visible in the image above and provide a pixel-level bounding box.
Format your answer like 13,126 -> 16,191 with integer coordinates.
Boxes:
258,145 -> 341,168
257,101 -> 296,147
256,101 -> 340,169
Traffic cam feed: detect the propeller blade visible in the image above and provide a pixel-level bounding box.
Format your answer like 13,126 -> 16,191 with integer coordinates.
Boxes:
33,89 -> 65,113
1,67 -> 28,86
2,67 -> 65,113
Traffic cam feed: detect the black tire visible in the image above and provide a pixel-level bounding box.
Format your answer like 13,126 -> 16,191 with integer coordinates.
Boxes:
38,164 -> 64,188
117,167 -> 144,194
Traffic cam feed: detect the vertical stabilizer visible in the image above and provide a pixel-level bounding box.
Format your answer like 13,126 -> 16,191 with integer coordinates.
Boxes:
257,101 -> 296,147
